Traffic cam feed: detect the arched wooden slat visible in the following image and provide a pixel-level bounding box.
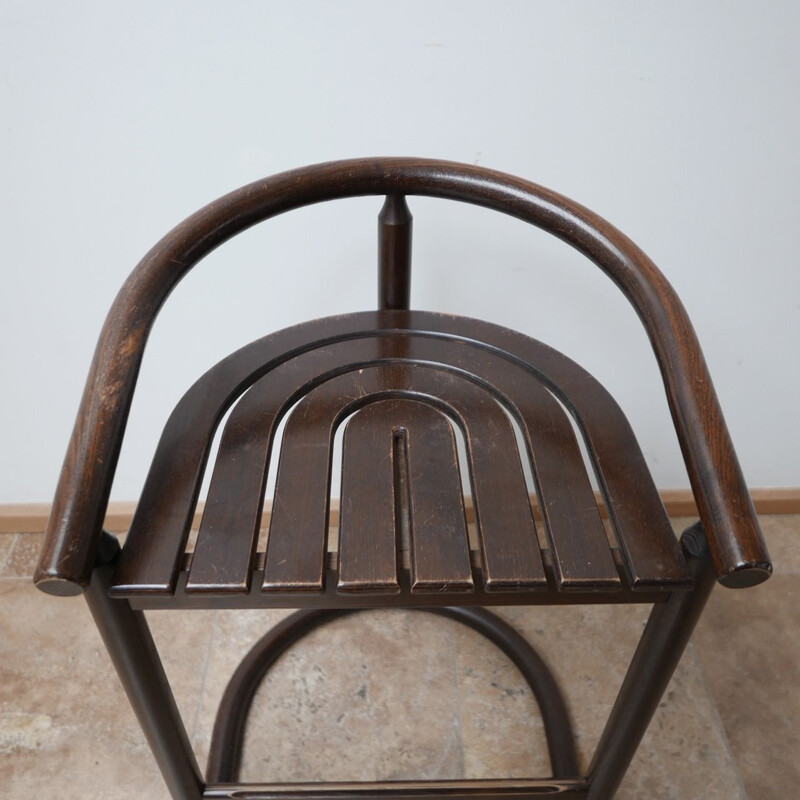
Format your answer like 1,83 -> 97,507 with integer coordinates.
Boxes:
113,312 -> 687,597
337,401 -> 401,594
190,335 -> 619,595
260,362 -> 545,593
113,314 -> 381,594
338,398 -> 474,594
401,401 -> 474,593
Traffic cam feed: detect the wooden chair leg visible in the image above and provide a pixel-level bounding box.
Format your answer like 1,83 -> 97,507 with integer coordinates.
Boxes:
586,523 -> 715,800
85,533 -> 204,800
84,528 -> 713,800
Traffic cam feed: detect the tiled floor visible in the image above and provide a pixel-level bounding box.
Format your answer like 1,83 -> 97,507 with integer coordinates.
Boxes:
1,516 -> 797,799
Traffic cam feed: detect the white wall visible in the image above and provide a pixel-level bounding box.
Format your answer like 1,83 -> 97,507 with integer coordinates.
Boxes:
2,0 -> 798,503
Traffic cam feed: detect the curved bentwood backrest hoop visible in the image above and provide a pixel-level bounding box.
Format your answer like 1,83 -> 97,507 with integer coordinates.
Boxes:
34,157 -> 771,595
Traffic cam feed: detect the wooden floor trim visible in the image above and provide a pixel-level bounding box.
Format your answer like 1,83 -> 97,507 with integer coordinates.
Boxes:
1,488 -> 798,534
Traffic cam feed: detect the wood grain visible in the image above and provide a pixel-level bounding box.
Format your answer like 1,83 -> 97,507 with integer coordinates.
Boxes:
35,158 -> 770,595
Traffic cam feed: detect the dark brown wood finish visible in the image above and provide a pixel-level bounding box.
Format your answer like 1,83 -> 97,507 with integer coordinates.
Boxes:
202,780 -> 588,800
338,398 -> 473,594
124,561 -> 676,611
36,159 -> 769,596
378,194 -> 412,310
585,524 -> 716,799
260,362 -> 547,594
515,382 -> 619,591
399,399 -> 474,593
337,402 -> 400,593
36,162 -> 773,800
112,316 -> 686,598
85,536 -> 204,800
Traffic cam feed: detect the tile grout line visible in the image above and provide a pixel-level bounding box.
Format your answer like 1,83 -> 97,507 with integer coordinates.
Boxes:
0,533 -> 20,577
448,611 -> 468,779
691,640 -> 751,800
190,608 -> 220,750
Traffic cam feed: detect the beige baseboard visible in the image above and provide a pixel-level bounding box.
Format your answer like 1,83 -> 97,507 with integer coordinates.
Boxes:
1,488 -> 798,535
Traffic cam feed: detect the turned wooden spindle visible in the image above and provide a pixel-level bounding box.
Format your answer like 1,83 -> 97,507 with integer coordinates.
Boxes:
378,194 -> 412,310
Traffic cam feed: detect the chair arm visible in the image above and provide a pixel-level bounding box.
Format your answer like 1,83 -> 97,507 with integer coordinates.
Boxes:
34,158 -> 771,593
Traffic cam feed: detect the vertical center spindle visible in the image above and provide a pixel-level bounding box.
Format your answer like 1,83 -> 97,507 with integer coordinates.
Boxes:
378,194 -> 413,310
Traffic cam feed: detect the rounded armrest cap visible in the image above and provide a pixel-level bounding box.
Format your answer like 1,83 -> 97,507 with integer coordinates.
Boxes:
718,563 -> 772,589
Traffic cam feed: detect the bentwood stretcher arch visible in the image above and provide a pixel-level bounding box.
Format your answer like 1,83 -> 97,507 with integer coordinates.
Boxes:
35,158 -> 771,799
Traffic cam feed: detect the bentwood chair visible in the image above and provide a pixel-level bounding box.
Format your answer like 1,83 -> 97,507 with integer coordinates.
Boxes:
35,158 -> 772,800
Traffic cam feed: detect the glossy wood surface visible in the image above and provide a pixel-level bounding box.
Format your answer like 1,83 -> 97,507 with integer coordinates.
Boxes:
338,398 -> 474,594
338,401 -> 402,593
202,779 -> 588,800
105,311 -> 693,604
378,194 -> 412,310
35,158 -> 771,594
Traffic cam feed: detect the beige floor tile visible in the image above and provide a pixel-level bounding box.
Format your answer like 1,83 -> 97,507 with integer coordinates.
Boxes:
0,534 -> 16,575
759,514 -> 800,574
453,610 -> 552,778
190,607 -> 292,774
455,604 -> 746,798
471,605 -> 651,774
0,581 -> 215,799
3,533 -> 44,578
1,590 -> 749,799
615,643 -> 747,800
0,581 -> 170,799
696,574 -> 800,800
193,609 -> 464,782
8,513 -> 796,798
146,608 -> 218,757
